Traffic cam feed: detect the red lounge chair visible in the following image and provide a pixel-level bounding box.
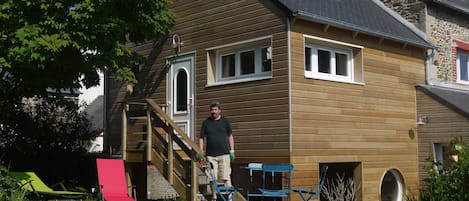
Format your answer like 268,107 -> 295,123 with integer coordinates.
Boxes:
96,158 -> 136,201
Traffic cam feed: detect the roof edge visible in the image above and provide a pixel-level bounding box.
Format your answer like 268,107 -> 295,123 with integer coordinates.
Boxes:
293,10 -> 435,49
372,0 -> 435,49
426,0 -> 469,15
416,84 -> 469,119
372,0 -> 428,40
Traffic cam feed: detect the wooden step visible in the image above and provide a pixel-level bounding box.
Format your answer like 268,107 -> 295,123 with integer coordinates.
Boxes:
128,110 -> 147,118
127,140 -> 146,151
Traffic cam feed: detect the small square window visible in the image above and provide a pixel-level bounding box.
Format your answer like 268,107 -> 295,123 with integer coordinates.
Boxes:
318,49 -> 331,73
305,44 -> 354,82
240,50 -> 255,75
336,52 -> 348,76
305,47 -> 311,71
206,36 -> 273,86
216,46 -> 271,82
222,54 -> 235,78
262,47 -> 272,72
304,36 -> 363,84
457,51 -> 468,83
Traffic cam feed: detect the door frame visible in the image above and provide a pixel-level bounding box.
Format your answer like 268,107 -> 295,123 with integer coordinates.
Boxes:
167,53 -> 196,140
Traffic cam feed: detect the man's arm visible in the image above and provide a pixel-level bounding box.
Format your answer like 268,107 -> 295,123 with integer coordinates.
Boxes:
198,137 -> 204,152
229,134 -> 234,151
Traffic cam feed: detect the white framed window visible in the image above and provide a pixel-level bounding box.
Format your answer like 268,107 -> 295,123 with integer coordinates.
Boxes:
433,143 -> 446,172
304,35 -> 364,84
206,36 -> 272,86
305,45 -> 353,82
456,50 -> 469,84
433,143 -> 454,173
217,46 -> 271,82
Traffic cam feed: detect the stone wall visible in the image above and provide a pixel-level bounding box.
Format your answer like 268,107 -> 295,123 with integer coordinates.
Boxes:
426,6 -> 469,88
380,0 -> 469,89
380,0 -> 426,30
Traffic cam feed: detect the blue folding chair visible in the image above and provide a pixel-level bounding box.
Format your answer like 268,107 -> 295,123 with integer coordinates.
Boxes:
292,165 -> 329,201
209,162 -> 242,201
248,163 -> 294,201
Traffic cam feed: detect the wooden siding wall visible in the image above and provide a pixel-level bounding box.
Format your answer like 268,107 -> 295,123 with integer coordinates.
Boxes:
106,0 -> 291,162
416,90 -> 469,184
289,20 -> 425,200
183,0 -> 290,163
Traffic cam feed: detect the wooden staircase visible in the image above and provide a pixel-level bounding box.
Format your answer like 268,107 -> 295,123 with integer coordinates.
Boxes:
122,99 -> 207,201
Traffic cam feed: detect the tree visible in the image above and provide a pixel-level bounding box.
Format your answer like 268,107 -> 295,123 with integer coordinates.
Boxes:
1,0 -> 173,94
0,0 -> 173,184
0,0 -> 173,142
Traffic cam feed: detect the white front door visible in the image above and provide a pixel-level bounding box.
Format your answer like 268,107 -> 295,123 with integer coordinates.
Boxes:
168,55 -> 195,141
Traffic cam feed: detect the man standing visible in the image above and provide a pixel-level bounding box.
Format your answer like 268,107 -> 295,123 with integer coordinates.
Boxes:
198,101 -> 235,200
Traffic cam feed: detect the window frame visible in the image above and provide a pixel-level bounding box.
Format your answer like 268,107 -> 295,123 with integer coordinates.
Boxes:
216,46 -> 272,82
206,36 -> 273,87
456,50 -> 469,84
305,44 -> 353,82
303,35 -> 364,85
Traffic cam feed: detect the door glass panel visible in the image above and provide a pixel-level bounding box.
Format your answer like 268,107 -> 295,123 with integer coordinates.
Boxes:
176,70 -> 187,112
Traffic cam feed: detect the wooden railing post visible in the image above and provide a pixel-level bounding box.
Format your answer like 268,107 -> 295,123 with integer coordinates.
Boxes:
147,105 -> 152,162
191,159 -> 198,201
167,127 -> 174,185
122,103 -> 128,160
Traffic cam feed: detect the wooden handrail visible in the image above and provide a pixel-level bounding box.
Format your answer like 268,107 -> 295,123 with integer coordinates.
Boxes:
124,98 -> 204,201
145,98 -> 203,155
145,99 -> 201,201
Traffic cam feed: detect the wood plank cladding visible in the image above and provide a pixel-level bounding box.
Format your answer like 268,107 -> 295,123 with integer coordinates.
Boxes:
289,17 -> 426,199
106,0 -> 290,162
104,1 -> 432,200
416,90 -> 469,185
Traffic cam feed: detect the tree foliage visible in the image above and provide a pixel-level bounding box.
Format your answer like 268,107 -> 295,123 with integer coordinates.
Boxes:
420,137 -> 469,201
0,0 -> 173,177
1,0 -> 173,93
1,97 -> 96,153
0,0 -> 173,137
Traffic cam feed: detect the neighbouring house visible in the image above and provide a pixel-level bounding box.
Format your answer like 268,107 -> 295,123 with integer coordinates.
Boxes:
105,0 -> 435,200
381,0 -> 469,186
84,95 -> 104,152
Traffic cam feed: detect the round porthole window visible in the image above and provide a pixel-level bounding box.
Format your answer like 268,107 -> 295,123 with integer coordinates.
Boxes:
380,169 -> 404,201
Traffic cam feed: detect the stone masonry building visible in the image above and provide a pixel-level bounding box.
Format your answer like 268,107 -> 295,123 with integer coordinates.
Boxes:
381,0 -> 469,187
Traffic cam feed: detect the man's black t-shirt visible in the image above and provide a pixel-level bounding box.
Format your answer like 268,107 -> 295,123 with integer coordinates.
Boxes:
200,116 -> 232,157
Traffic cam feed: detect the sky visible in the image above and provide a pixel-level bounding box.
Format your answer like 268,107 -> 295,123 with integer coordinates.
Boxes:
78,73 -> 104,105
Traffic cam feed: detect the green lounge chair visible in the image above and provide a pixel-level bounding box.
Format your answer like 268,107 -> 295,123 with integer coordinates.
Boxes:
9,171 -> 87,200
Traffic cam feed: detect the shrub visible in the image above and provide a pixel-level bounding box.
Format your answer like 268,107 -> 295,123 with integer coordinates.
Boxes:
420,137 -> 469,201
0,162 -> 28,201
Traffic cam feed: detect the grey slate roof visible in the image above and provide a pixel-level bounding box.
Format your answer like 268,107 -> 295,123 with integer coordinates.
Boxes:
425,0 -> 469,15
276,0 -> 435,49
416,84 -> 469,119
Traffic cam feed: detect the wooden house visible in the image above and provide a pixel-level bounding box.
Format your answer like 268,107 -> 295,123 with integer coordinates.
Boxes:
381,0 -> 469,186
104,0 -> 434,200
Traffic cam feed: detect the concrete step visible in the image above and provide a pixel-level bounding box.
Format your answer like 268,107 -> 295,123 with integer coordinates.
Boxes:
147,165 -> 178,200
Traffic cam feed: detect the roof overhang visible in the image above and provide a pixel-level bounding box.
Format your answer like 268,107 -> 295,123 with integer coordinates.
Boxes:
425,0 -> 469,15
416,84 -> 469,119
291,11 -> 435,50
